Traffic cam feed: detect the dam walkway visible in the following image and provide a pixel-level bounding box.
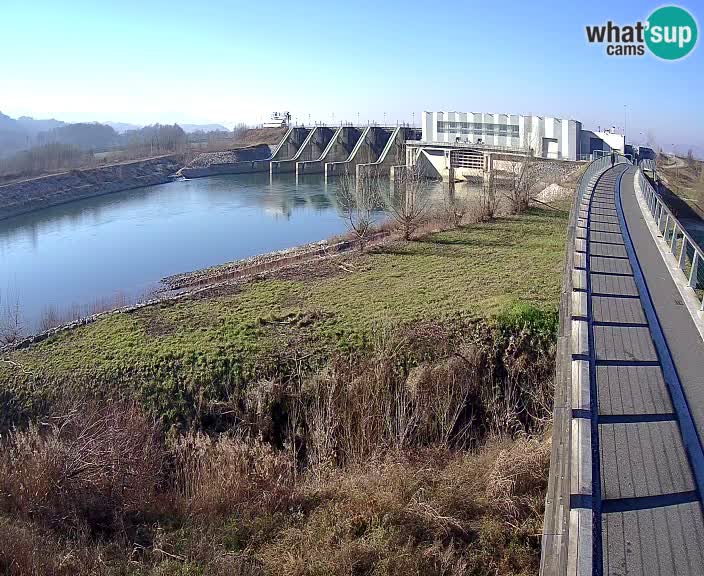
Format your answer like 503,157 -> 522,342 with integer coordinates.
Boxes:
541,157 -> 704,576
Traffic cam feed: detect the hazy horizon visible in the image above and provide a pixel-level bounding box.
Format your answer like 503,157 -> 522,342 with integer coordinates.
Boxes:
3,0 -> 703,152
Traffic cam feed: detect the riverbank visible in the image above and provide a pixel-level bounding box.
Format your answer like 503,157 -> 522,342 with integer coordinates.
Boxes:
178,144 -> 272,178
0,154 -> 184,221
0,203 -> 569,575
1,204 -> 569,419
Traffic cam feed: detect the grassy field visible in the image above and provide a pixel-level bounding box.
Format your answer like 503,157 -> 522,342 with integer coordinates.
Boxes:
659,155 -> 704,216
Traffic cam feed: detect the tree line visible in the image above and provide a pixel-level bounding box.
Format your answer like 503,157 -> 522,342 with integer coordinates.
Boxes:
0,123 -> 188,180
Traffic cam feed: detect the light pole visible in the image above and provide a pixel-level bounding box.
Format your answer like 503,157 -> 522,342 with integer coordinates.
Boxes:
623,104 -> 627,146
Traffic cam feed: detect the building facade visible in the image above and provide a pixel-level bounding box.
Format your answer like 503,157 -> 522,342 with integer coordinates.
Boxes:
421,111 -> 583,161
579,128 -> 625,157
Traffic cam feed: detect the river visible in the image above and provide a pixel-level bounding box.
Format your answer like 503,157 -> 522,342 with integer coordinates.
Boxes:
0,173 -> 453,333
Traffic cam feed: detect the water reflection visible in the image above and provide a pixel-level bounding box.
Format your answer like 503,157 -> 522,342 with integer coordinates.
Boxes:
0,173 -> 461,333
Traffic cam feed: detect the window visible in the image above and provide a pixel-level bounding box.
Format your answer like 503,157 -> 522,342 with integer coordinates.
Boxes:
436,121 -> 520,137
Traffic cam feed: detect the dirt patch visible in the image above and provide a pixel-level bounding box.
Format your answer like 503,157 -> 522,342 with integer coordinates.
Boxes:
233,126 -> 288,147
143,315 -> 177,338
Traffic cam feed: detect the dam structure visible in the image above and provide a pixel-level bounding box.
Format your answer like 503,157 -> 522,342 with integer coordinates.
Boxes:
296,126 -> 362,176
324,126 -> 395,179
181,125 -> 419,180
180,126 -> 310,178
356,127 -> 422,179
270,126 -> 335,175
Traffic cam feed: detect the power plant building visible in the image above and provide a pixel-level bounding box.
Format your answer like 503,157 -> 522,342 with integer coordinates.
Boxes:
421,111 -> 608,161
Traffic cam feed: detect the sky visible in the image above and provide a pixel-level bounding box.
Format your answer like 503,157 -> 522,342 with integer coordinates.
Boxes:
2,0 -> 703,152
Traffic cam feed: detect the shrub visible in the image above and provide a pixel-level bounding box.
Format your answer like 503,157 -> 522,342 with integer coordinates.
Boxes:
0,401 -> 164,537
173,431 -> 297,519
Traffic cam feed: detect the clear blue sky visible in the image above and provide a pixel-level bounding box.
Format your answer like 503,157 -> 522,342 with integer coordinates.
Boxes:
2,0 -> 702,152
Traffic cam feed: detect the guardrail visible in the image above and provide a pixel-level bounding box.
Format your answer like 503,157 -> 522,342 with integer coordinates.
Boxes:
576,153 -> 630,199
540,152 -> 630,576
635,169 -> 704,306
639,158 -> 657,172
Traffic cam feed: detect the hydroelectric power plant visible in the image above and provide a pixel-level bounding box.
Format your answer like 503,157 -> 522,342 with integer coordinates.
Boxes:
179,111 -> 625,183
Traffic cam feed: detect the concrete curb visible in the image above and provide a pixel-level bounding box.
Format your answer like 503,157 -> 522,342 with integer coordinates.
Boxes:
632,169 -> 704,342
541,158 -> 616,576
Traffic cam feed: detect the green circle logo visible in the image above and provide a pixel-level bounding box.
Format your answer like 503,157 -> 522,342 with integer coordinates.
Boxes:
645,5 -> 698,60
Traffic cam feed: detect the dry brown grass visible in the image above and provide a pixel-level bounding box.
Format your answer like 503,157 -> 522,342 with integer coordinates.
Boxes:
0,426 -> 550,576
173,431 -> 297,519
0,402 -> 164,538
0,318 -> 554,575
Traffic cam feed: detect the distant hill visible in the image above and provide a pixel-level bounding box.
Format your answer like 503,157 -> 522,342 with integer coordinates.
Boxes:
0,112 -> 32,157
180,123 -> 229,133
37,123 -> 119,150
0,112 -> 236,159
16,116 -> 66,135
105,121 -> 142,133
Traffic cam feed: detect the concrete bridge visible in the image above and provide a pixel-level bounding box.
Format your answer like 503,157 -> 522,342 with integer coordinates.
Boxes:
541,156 -> 704,575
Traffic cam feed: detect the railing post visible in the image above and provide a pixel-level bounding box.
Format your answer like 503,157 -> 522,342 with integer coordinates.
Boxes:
679,237 -> 689,272
656,204 -> 663,231
689,252 -> 700,289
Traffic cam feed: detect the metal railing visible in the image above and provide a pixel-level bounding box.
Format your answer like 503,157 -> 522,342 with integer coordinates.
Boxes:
639,158 -> 657,172
635,169 -> 704,307
576,153 -> 630,201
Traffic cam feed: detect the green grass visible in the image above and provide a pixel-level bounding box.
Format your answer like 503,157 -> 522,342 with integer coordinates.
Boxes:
0,206 -> 569,427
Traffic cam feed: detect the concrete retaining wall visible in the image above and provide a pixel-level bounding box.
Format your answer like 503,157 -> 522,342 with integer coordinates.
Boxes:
0,155 -> 184,221
180,127 -> 310,178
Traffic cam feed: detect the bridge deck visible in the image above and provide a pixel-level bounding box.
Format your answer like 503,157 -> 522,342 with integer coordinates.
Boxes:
573,165 -> 704,575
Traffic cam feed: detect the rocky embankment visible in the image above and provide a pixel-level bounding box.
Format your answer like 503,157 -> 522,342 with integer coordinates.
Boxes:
179,144 -> 272,178
0,155 -> 184,221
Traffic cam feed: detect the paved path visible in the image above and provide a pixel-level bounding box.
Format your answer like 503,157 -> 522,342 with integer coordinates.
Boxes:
542,163 -> 704,576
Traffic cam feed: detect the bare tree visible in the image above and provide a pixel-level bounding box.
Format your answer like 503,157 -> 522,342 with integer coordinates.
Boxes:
503,153 -> 540,214
337,172 -> 382,251
386,167 -> 430,240
441,193 -> 469,228
0,292 -> 24,345
478,174 -> 499,221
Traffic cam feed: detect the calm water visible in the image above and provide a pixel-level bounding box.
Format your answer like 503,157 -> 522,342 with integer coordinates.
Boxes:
0,173 -> 451,332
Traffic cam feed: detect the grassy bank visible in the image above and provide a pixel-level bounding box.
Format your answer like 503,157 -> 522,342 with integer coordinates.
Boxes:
1,206 -> 568,430
659,154 -> 704,216
0,203 -> 570,575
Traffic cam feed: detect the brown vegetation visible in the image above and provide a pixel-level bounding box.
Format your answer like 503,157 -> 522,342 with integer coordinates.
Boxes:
337,173 -> 383,251
502,154 -> 541,214
387,168 -> 431,240
0,315 -> 555,575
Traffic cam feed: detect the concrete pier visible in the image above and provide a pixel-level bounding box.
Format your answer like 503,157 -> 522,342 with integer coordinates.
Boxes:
270,127 -> 334,174
296,127 -> 362,176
